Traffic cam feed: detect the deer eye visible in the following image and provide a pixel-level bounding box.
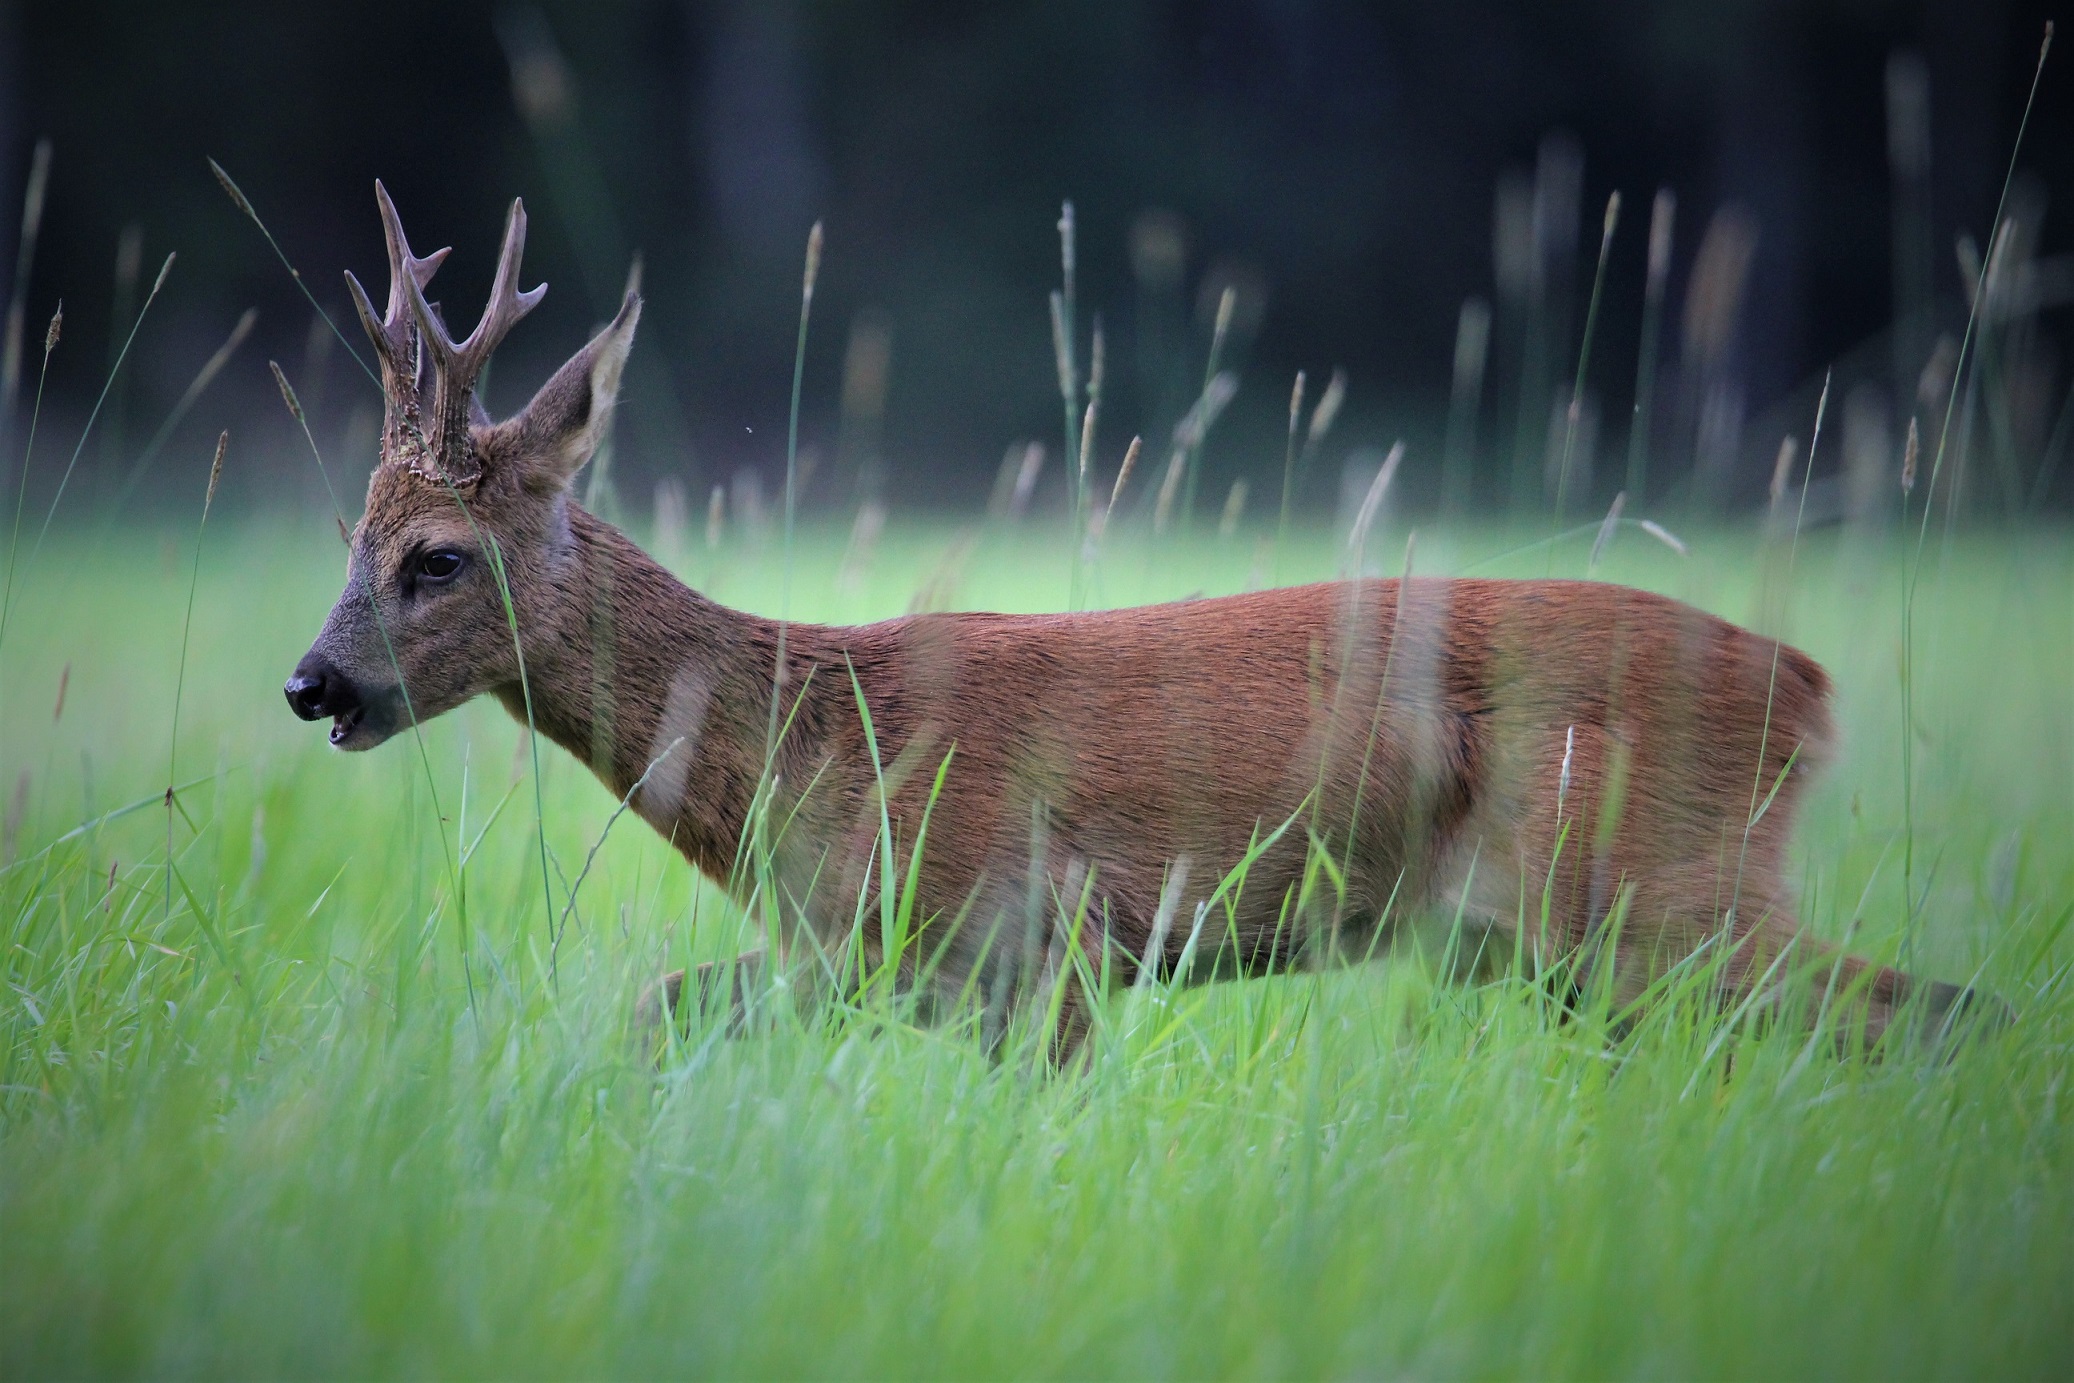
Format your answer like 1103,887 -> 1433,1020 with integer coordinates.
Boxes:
417,549 -> 466,584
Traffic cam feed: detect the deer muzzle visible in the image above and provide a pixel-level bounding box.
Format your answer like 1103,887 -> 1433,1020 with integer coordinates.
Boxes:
284,651 -> 394,750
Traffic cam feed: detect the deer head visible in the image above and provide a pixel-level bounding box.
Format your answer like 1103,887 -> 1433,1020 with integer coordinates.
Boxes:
284,182 -> 640,749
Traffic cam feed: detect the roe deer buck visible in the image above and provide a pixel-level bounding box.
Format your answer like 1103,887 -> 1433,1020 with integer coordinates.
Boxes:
286,184 -> 1979,1061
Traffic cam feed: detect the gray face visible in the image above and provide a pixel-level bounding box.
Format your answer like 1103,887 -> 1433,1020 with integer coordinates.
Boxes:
284,465 -> 528,751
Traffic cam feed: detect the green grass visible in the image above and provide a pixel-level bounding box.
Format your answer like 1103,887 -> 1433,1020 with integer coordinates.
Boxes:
3,509 -> 2071,1379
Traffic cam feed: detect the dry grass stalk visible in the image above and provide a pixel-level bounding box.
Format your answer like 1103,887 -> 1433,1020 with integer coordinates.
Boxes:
2,139 -> 54,419
986,442 -> 1022,517
1308,368 -> 1347,447
1219,479 -> 1249,537
1277,370 -> 1307,545
204,430 -> 228,512
1552,190 -> 1621,530
1101,436 -> 1142,534
1625,186 -> 1676,499
1078,401 -> 1097,502
1175,372 -> 1238,451
653,480 -> 687,562
838,501 -> 889,596
1915,335 -> 1958,415
1638,519 -> 1687,556
905,533 -> 976,615
1046,291 -> 1073,396
802,222 -> 824,304
112,308 -> 260,511
1768,436 -> 1799,508
1345,440 -> 1404,562
1058,200 -> 1076,315
1010,442 -> 1045,519
1683,207 -> 1758,369
1588,490 -> 1626,572
1087,317 -> 1105,409
1442,303 -> 1490,512
1153,447 -> 1187,535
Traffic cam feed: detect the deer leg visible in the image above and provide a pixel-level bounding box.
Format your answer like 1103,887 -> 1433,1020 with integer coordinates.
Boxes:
1047,983 -> 1096,1071
636,949 -> 767,1047
1751,921 -> 2003,1052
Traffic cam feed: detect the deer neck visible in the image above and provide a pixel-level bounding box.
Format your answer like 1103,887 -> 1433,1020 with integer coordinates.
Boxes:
500,502 -> 795,883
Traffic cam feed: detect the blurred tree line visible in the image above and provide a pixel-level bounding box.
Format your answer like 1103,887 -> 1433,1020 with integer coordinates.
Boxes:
1,0 -> 2068,520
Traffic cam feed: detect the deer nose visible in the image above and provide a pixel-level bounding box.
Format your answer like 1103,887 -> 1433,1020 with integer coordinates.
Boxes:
284,654 -> 361,722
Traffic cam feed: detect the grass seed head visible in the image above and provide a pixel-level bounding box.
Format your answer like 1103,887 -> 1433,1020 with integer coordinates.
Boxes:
1309,368 -> 1347,445
1683,207 -> 1758,366
1048,291 -> 1076,402
1107,435 -> 1142,522
207,157 -> 256,218
1769,436 -> 1799,506
205,431 -> 228,510
1219,478 -> 1249,536
1901,416 -> 1919,494
1088,317 -> 1105,404
1208,284 -> 1236,366
1173,373 -> 1238,450
1956,233 -> 1983,306
802,221 -> 824,304
43,301 -> 62,355
1639,518 -> 1688,555
1346,440 -> 1404,556
1011,442 -> 1045,518
1078,401 -> 1097,487
1154,448 -> 1187,534
1916,335 -> 1959,414
1646,187 -> 1676,291
268,361 -> 305,425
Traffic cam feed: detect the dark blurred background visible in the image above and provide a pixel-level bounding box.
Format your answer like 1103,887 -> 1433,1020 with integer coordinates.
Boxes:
2,0 -> 2069,522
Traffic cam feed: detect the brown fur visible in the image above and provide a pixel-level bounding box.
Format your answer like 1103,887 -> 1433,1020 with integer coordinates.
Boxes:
294,188 -> 1971,1061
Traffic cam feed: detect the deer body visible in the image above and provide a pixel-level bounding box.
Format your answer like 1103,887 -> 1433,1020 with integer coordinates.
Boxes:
513,509 -> 1880,1045
287,185 -> 1970,1059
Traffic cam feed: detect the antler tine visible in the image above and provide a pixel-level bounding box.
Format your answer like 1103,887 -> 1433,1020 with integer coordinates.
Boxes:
466,198 -> 549,374
347,180 -> 449,382
403,196 -> 546,398
396,196 -> 546,479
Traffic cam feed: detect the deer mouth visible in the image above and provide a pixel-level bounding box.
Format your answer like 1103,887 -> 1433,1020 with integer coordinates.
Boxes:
322,686 -> 402,752
327,694 -> 404,752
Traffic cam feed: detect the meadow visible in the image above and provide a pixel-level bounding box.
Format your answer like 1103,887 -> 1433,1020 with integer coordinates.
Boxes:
2,507 -> 2071,1378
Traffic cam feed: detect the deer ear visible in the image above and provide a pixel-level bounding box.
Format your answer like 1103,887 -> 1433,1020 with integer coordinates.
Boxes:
503,290 -> 640,492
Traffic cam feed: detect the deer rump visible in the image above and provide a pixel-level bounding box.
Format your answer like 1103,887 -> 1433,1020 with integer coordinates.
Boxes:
652,574 -> 1888,1053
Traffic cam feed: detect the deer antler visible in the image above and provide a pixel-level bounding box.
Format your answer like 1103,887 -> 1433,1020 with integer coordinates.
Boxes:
402,197 -> 547,481
346,184 -> 546,485
343,181 -> 449,396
